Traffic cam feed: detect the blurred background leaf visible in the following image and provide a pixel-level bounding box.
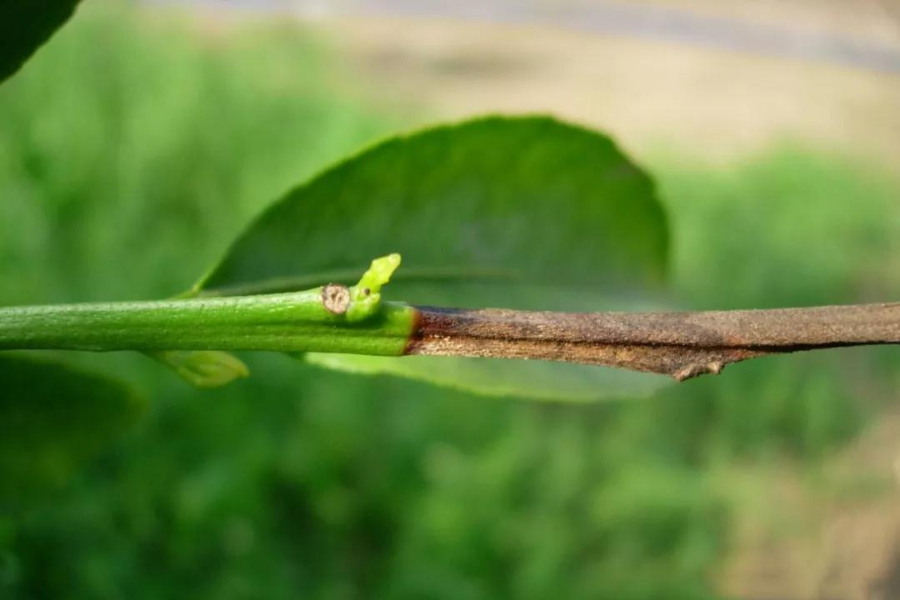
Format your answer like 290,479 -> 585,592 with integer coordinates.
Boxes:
0,0 -> 82,84
200,115 -> 672,400
0,354 -> 144,511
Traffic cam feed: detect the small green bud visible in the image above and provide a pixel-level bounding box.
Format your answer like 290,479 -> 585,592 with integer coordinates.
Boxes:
346,253 -> 401,322
149,351 -> 249,388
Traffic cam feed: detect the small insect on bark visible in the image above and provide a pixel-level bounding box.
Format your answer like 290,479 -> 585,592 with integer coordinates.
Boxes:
321,284 -> 351,315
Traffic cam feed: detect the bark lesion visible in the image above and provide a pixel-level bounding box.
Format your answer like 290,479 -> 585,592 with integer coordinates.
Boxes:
321,284 -> 351,315
406,303 -> 900,380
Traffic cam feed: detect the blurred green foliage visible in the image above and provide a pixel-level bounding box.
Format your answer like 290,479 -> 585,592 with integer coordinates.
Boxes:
0,3 -> 898,599
0,354 -> 144,510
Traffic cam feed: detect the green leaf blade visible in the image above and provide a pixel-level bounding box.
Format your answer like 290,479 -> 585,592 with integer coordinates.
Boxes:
199,115 -> 672,400
0,0 -> 82,84
306,354 -> 671,402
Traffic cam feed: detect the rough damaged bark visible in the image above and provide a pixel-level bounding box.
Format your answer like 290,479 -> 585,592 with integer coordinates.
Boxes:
406,302 -> 900,381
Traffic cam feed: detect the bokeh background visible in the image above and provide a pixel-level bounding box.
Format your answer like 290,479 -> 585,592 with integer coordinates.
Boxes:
2,0 -> 900,598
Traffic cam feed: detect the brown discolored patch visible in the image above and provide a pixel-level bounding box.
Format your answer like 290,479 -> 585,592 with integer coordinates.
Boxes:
404,303 -> 900,380
321,284 -> 351,315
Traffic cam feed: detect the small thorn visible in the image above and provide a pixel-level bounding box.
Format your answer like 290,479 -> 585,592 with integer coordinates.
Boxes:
674,361 -> 726,382
673,365 -> 697,381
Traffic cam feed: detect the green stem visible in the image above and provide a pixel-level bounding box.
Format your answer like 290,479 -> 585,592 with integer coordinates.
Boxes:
0,290 -> 416,356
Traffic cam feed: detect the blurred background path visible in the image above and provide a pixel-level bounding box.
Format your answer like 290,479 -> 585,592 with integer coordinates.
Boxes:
152,0 -> 900,72
147,0 -> 900,168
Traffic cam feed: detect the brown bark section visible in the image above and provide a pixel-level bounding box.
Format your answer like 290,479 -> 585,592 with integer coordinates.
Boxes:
405,302 -> 900,381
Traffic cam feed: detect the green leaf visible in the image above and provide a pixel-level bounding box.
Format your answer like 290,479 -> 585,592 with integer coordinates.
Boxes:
0,354 -> 145,510
148,350 -> 250,388
198,115 -> 671,400
306,354 -> 668,401
0,0 -> 81,84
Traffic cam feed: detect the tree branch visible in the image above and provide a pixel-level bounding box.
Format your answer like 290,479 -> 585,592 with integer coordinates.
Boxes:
406,303 -> 900,381
1,289 -> 897,383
